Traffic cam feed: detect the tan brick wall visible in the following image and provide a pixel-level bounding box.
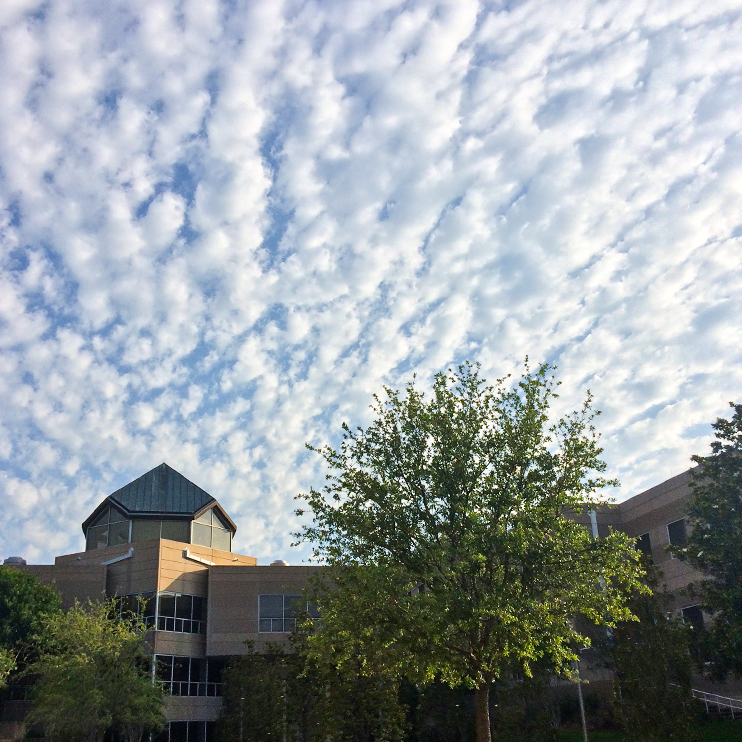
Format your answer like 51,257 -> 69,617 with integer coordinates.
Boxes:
206,565 -> 321,656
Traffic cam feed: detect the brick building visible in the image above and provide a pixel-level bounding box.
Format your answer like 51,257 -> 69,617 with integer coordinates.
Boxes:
0,464 -> 706,741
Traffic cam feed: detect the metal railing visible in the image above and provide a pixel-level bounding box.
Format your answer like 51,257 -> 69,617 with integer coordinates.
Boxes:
692,688 -> 742,719
158,680 -> 222,697
144,615 -> 205,634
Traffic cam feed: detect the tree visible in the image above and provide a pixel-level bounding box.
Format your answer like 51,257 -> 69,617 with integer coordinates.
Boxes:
219,636 -> 405,742
603,563 -> 698,742
27,599 -> 165,742
0,566 -> 61,669
677,401 -> 742,679
295,362 -> 646,742
0,646 -> 15,687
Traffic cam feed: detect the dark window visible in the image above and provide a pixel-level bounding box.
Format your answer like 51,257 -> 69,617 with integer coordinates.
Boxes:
667,519 -> 687,547
85,507 -> 131,550
86,524 -> 109,551
155,593 -> 205,633
681,605 -> 704,629
161,520 -> 190,543
636,532 -> 652,556
259,594 -> 317,633
172,657 -> 189,683
169,721 -> 188,742
192,596 -> 204,622
175,594 -> 193,620
207,657 -> 226,684
131,519 -> 161,542
159,595 -> 176,618
108,520 -> 130,546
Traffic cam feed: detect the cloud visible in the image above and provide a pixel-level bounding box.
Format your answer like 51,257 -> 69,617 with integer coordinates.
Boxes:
0,0 -> 741,563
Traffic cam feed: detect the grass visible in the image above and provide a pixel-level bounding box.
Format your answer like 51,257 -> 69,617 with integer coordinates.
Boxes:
556,720 -> 742,741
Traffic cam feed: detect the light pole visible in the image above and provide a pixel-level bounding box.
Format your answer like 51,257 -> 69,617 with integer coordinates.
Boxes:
240,695 -> 244,742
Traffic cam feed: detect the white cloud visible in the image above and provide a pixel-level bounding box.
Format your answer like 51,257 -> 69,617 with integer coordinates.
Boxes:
0,0 -> 741,563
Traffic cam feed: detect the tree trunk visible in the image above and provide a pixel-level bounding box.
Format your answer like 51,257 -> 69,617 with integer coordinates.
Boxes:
474,684 -> 492,742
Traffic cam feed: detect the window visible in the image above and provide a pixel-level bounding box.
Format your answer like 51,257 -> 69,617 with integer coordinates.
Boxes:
681,605 -> 704,629
154,655 -> 222,697
155,592 -> 205,634
85,507 -> 131,551
191,508 -> 232,552
130,518 -> 190,544
635,532 -> 652,556
114,592 -> 156,622
259,594 -> 320,633
667,518 -> 687,547
154,721 -> 216,742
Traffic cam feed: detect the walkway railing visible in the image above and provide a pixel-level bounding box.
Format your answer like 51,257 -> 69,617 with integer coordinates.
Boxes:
692,688 -> 742,719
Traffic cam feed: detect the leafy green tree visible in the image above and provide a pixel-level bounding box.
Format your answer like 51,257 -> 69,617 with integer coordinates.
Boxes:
219,637 -> 405,742
27,599 -> 165,742
0,565 -> 61,668
676,402 -> 742,680
603,563 -> 698,742
0,646 -> 15,687
295,362 -> 646,742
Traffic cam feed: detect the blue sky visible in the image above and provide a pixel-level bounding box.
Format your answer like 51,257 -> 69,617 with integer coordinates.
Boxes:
1,0 -> 741,564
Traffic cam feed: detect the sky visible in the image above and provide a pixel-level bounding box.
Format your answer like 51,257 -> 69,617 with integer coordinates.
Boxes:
0,0 -> 741,565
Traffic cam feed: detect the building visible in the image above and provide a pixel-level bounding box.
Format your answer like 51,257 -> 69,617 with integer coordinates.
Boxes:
0,464 -> 708,741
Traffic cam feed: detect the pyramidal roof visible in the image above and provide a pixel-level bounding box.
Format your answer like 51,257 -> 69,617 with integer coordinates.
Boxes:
109,462 -> 214,515
81,463 -> 236,533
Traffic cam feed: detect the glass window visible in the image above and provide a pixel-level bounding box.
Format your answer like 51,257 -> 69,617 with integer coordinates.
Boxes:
192,522 -> 211,547
156,655 -> 174,682
192,596 -> 204,623
169,721 -> 188,742
211,528 -> 231,552
667,519 -> 687,547
161,520 -> 190,543
131,520 -> 161,542
172,657 -> 190,683
259,595 -> 284,619
212,510 -> 229,530
284,595 -> 303,619
89,508 -> 109,528
307,601 -> 321,619
206,657 -> 226,684
109,507 -> 127,524
636,532 -> 652,556
175,594 -> 193,620
159,595 -> 176,618
195,510 -> 212,525
86,524 -> 108,551
681,605 -> 704,629
108,520 -> 130,546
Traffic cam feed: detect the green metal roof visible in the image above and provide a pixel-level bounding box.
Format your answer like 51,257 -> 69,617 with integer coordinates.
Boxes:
109,463 -> 214,515
81,463 -> 236,534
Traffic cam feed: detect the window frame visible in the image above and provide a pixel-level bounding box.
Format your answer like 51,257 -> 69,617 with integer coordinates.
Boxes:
258,594 -> 318,633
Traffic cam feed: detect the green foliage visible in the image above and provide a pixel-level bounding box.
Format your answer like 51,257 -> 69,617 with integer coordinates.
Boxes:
296,362 -> 646,741
26,599 -> 165,742
604,563 -> 699,742
219,637 -> 405,742
677,402 -> 742,679
0,566 -> 61,666
0,646 -> 15,687
402,679 -> 475,742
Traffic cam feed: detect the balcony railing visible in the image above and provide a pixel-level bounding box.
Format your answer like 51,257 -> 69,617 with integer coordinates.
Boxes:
144,615 -> 205,634
158,681 -> 222,697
